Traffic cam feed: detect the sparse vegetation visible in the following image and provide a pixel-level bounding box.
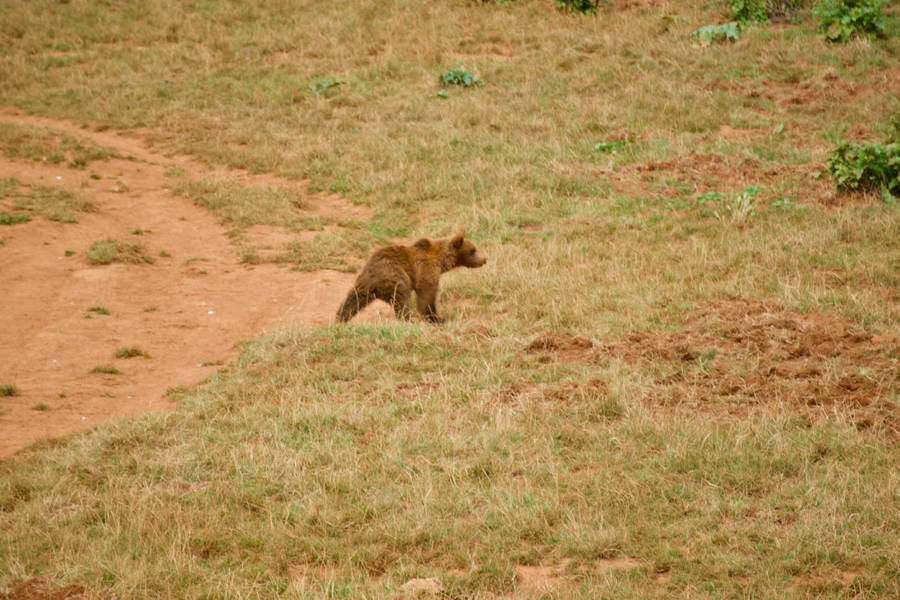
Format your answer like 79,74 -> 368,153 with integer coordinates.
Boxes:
31,403 -> 49,411
0,384 -> 18,397
0,177 -> 95,224
0,122 -> 120,168
115,346 -> 150,359
87,306 -> 110,315
90,365 -> 122,375
87,238 -> 154,265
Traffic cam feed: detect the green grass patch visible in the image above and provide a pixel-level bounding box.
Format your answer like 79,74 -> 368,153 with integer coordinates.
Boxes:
89,365 -> 122,375
0,384 -> 18,397
0,177 -> 96,224
114,346 -> 150,359
0,122 -> 120,168
87,239 -> 154,265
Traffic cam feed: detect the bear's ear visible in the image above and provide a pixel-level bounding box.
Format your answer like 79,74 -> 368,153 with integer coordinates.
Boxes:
451,230 -> 466,249
413,238 -> 431,250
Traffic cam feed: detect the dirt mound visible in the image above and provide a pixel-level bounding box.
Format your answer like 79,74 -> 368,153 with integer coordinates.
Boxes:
0,579 -> 89,600
0,109 -> 390,459
527,299 -> 899,435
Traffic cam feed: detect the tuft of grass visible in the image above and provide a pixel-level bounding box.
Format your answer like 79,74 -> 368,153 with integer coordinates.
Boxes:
87,239 -> 155,265
0,212 -> 30,225
0,177 -> 96,224
115,346 -> 150,359
0,122 -> 120,168
90,365 -> 122,375
86,306 -> 110,315
31,403 -> 49,411
0,384 -> 18,397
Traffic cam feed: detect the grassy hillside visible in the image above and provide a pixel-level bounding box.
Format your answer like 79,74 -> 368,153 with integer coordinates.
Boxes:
1,0 -> 898,598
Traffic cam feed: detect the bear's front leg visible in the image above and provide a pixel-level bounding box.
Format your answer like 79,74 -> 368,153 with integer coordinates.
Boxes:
416,285 -> 443,324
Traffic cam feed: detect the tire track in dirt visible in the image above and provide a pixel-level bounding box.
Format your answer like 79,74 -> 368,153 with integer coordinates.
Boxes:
0,108 -> 389,459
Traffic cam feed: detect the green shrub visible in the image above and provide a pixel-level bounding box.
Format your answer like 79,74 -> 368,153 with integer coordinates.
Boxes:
729,0 -> 808,22
554,0 -> 601,13
815,0 -> 885,42
827,141 -> 899,196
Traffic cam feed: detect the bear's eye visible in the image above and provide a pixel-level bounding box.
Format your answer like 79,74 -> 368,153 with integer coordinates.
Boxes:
470,249 -> 475,255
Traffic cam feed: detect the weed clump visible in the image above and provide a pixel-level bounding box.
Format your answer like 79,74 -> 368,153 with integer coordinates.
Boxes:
87,239 -> 155,265
554,0 -> 601,13
0,384 -> 18,396
115,347 -> 150,359
729,0 -> 808,23
90,365 -> 122,374
815,0 -> 885,42
0,212 -> 30,225
439,66 -> 482,88
828,141 -> 899,196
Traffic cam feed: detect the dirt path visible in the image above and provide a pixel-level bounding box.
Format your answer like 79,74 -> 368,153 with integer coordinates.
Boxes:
0,108 -> 388,459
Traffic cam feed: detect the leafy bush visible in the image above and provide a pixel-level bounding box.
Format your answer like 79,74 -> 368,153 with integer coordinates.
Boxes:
554,0 -> 601,13
827,141 -> 899,195
729,0 -> 808,22
815,0 -> 885,42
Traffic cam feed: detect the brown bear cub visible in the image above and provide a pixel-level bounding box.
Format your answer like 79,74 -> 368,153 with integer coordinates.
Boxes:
336,230 -> 487,324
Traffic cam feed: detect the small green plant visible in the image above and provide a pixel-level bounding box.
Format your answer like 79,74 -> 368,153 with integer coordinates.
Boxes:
439,66 -> 483,88
815,0 -> 885,42
691,23 -> 741,45
64,249 -> 76,256
115,346 -> 150,359
87,306 -> 110,315
159,250 -> 171,258
828,141 -> 899,195
0,384 -> 18,396
32,403 -> 49,411
0,212 -> 30,225
308,79 -> 343,95
714,185 -> 760,224
87,238 -> 155,265
90,365 -> 122,374
593,139 -> 630,153
554,0 -> 601,13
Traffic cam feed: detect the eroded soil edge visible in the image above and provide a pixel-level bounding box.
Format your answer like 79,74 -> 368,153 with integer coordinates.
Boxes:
0,109 -> 386,459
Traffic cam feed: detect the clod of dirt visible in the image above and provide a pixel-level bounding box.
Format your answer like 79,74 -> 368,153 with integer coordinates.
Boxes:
0,579 -> 88,600
525,332 -> 594,362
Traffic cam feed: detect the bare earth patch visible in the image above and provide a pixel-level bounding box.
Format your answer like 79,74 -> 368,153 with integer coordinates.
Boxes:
0,579 -> 90,600
0,109 -> 390,459
526,299 -> 899,437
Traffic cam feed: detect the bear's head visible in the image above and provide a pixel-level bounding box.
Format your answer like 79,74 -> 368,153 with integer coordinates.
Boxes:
451,230 -> 487,269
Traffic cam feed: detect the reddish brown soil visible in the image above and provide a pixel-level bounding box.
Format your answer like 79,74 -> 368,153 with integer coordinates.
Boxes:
527,298 -> 899,436
0,108 -> 394,459
0,579 -> 90,600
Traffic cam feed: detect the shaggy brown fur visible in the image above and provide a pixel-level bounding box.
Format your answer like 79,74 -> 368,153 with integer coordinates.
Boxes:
336,230 -> 487,323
